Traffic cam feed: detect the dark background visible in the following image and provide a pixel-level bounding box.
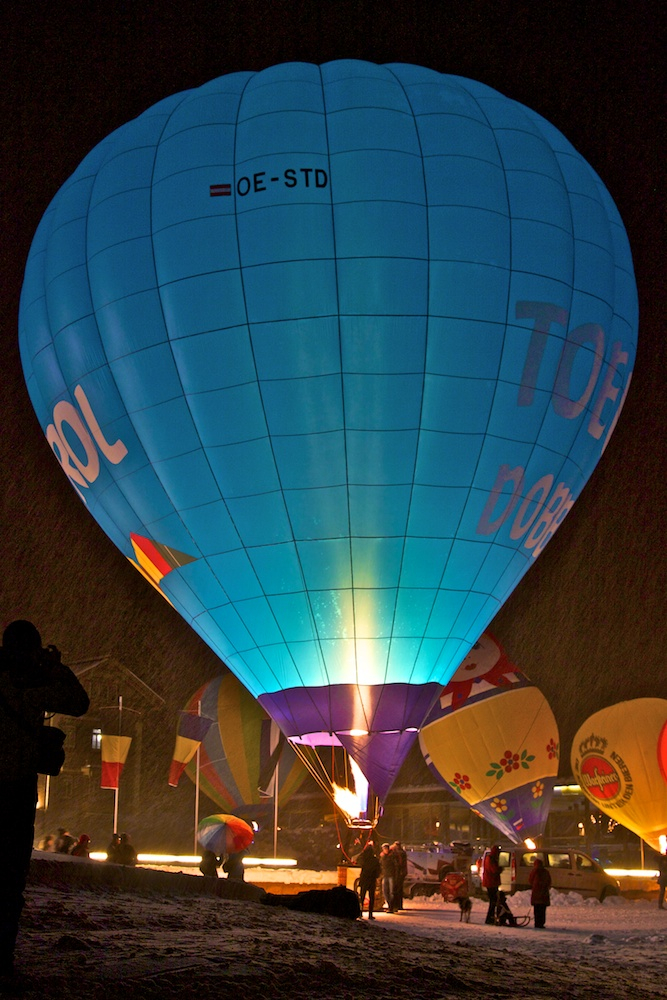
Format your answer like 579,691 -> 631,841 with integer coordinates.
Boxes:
2,2 -> 664,817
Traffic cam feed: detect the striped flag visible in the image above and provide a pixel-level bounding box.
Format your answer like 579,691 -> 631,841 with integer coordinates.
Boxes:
209,183 -> 231,197
101,735 -> 132,789
168,712 -> 214,787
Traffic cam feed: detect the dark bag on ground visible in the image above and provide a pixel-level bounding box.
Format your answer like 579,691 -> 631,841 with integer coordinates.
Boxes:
261,885 -> 361,920
37,725 -> 66,776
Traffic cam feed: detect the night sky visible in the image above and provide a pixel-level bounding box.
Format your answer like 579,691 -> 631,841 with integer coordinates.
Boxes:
2,2 -> 664,777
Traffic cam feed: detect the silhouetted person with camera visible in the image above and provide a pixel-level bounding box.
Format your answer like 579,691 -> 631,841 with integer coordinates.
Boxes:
0,620 -> 89,981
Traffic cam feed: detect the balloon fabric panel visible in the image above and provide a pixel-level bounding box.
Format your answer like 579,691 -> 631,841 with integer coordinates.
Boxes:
419,686 -> 559,842
19,61 -> 638,801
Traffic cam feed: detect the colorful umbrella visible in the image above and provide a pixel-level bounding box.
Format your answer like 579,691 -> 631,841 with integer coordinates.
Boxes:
197,813 -> 254,856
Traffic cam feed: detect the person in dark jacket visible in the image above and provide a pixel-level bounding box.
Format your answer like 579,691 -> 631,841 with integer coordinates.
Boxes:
391,841 -> 408,912
223,851 -> 246,880
199,849 -> 220,877
529,857 -> 552,928
357,843 -> 381,919
54,827 -> 75,854
482,845 -> 503,924
115,832 -> 137,866
379,842 -> 398,912
0,620 -> 89,979
657,853 -> 667,909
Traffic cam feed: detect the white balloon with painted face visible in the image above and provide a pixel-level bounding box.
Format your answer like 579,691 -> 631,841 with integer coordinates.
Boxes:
456,634 -> 502,681
420,633 -> 560,844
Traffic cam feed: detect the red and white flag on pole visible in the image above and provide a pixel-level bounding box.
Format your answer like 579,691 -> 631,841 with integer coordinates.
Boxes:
168,712 -> 213,787
101,735 -> 132,789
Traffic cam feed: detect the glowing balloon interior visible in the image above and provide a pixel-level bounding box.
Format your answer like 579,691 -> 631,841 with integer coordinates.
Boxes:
182,673 -> 307,819
419,633 -> 560,841
571,699 -> 667,854
19,61 -> 638,800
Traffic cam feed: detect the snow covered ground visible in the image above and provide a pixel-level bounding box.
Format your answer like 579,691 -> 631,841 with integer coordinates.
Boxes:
9,865 -> 667,999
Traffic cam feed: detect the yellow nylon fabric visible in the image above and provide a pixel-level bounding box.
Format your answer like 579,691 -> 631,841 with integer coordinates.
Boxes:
420,685 -> 559,807
571,698 -> 667,852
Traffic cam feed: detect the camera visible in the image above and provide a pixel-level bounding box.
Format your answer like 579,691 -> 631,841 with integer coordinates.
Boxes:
41,644 -> 61,665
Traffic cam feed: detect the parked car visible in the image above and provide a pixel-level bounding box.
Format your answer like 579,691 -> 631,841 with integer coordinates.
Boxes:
472,846 -> 620,902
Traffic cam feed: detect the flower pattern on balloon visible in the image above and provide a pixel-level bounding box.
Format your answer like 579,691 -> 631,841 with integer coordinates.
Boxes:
532,780 -> 545,799
491,797 -> 508,813
487,748 -> 535,780
451,772 -> 472,791
546,738 -> 559,760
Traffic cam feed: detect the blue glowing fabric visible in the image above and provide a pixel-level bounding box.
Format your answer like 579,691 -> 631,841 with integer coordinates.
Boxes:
19,62 -> 638,799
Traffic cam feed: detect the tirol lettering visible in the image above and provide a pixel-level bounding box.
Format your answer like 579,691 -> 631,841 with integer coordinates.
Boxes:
477,300 -> 631,557
46,386 -> 128,503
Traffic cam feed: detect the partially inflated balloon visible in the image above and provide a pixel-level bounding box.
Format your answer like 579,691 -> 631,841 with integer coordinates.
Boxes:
19,61 -> 637,800
419,634 -> 560,842
571,699 -> 667,853
183,673 -> 306,820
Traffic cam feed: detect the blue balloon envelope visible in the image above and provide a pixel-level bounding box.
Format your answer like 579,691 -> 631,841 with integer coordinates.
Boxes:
19,61 -> 637,800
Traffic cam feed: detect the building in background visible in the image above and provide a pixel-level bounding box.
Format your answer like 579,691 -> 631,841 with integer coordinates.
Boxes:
38,658 -> 166,851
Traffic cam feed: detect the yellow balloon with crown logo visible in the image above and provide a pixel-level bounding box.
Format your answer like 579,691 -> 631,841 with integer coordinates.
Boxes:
571,698 -> 667,853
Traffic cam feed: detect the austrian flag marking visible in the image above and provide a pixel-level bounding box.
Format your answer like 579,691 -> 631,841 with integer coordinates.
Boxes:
209,183 -> 231,197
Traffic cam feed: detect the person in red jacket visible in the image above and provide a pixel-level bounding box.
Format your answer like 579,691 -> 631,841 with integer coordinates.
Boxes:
71,834 -> 91,858
529,857 -> 552,928
482,845 -> 503,924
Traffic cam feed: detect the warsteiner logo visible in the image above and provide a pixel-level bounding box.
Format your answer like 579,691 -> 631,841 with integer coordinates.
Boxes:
574,732 -> 634,810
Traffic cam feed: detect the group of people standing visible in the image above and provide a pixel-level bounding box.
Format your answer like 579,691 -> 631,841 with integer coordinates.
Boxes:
40,828 -> 92,858
482,844 -> 552,929
40,829 -> 138,865
356,840 -> 407,919
106,832 -> 138,866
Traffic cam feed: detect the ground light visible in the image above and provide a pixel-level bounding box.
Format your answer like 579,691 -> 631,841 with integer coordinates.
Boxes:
605,868 -> 661,879
88,853 -> 298,867
83,852 -> 660,883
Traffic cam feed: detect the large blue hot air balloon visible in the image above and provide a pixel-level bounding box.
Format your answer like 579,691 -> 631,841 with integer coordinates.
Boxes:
19,61 -> 637,801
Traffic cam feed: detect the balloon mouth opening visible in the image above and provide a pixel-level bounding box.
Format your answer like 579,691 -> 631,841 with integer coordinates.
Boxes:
345,818 -> 376,830
289,727 -> 418,748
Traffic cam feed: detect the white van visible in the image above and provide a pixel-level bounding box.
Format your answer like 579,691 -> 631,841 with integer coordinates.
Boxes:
403,841 -> 473,898
474,847 -> 620,902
